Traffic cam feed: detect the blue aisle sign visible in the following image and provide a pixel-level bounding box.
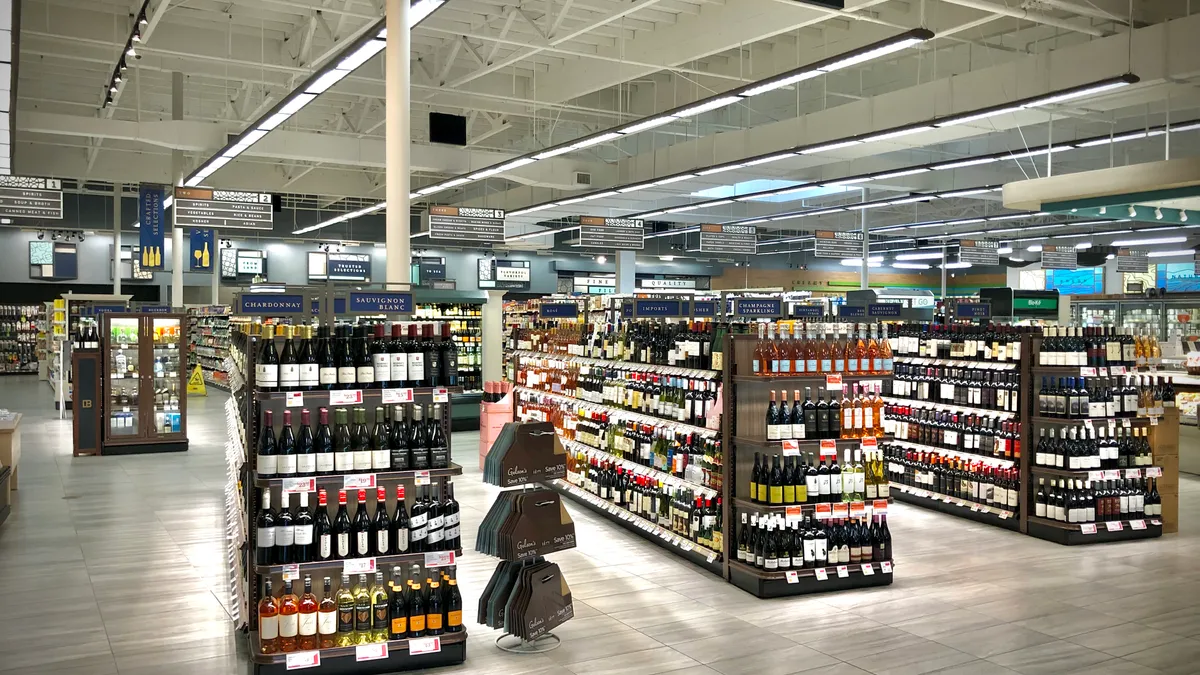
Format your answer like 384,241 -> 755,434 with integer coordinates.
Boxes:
139,185 -> 167,270
347,292 -> 413,314
734,298 -> 783,317
634,300 -> 685,318
92,305 -> 126,315
955,302 -> 992,319
622,303 -> 633,319
189,229 -> 214,271
539,303 -> 579,319
692,300 -> 717,317
237,294 -> 306,315
868,303 -> 901,318
792,305 -> 823,318
841,306 -> 866,318
142,306 -> 172,314
329,257 -> 371,279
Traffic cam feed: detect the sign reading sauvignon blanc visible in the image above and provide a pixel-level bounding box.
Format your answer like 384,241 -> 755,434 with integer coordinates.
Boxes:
814,230 -> 864,258
174,187 -> 273,230
0,176 -> 64,219
959,239 -> 1000,265
428,205 -> 505,242
1040,245 -> 1078,270
578,216 -> 644,250
699,224 -> 757,255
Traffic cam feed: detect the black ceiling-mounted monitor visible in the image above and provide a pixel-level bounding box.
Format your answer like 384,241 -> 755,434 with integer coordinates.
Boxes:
429,112 -> 468,146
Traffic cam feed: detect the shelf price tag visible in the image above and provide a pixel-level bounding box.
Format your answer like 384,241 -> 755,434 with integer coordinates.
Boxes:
280,564 -> 300,581
344,557 -> 377,574
1080,523 -> 1097,535
1147,467 -> 1163,478
825,374 -> 843,391
424,551 -> 456,568
414,470 -> 431,486
355,643 -> 389,662
286,651 -> 321,670
285,391 -> 304,407
344,474 -> 377,489
784,506 -> 803,523
1125,468 -> 1141,478
819,439 -> 837,457
1088,471 -> 1104,482
382,388 -> 415,404
861,563 -> 875,575
409,637 -> 441,655
1110,366 -> 1127,375
1129,519 -> 1147,530
282,477 -> 315,494
1105,521 -> 1124,532
433,387 -> 449,403
785,570 -> 800,584
330,390 -> 363,406
706,552 -> 718,564
1151,519 -> 1162,526
849,502 -> 866,518
999,511 -> 1011,520
871,499 -> 888,514
1151,416 -> 1160,426
1102,470 -> 1120,480
1080,367 -> 1097,377
781,439 -> 800,457
832,503 -> 848,518
1099,367 -> 1109,376
881,561 -> 893,573
814,503 -> 832,520
814,567 -> 828,581
836,565 -> 849,578
1122,419 -> 1132,428
860,436 -> 878,450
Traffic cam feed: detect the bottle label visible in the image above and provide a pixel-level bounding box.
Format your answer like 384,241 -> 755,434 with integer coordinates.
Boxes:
277,523 -> 294,547
279,613 -> 299,638
372,450 -> 390,470
391,617 -> 407,635
316,453 -> 335,473
335,452 -> 352,471
277,455 -> 297,475
294,524 -> 314,546
257,526 -> 276,548
373,354 -> 390,382
410,615 -> 425,632
807,359 -> 818,373
356,532 -> 370,555
337,367 -> 356,384
318,610 -> 337,635
279,364 -> 299,388
258,453 -> 278,476
319,367 -> 337,385
427,613 -> 443,630
319,535 -> 331,559
297,454 -> 317,475
337,533 -> 350,557
256,364 -> 279,387
395,528 -> 409,552
299,364 -> 319,387
299,612 -> 317,637
390,354 -> 409,383
356,366 -> 374,384
448,610 -> 462,627
376,531 -> 389,554
374,603 -> 389,630
408,353 -> 425,379
338,606 -> 354,633
260,615 -> 280,640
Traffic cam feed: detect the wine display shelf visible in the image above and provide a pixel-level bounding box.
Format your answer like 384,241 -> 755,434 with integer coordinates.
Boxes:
887,439 -> 1017,467
250,631 -> 468,674
560,438 -> 717,496
890,483 -> 1019,530
254,386 -> 463,402
252,465 -> 464,489
509,349 -> 721,378
894,356 -> 1019,370
512,385 -> 716,437
254,549 -> 463,575
733,373 -> 890,385
1031,416 -> 1152,426
882,396 -> 1017,420
727,559 -> 893,598
1032,365 -> 1136,376
1029,466 -> 1162,480
732,435 -> 892,450
1026,515 -> 1162,545
731,496 -> 891,513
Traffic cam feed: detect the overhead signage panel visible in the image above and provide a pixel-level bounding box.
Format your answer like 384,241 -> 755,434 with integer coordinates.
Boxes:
539,303 -> 580,319
578,216 -> 644,250
840,306 -> 866,318
479,258 -> 531,289
138,185 -> 167,270
1013,296 -> 1059,312
640,278 -> 696,289
954,302 -> 992,319
959,239 -> 999,266
1040,245 -> 1078,270
428,205 -> 505,242
1116,249 -> 1149,273
814,230 -> 864,259
235,293 -> 307,315
698,224 -> 757,255
347,292 -> 414,314
792,305 -> 823,318
692,300 -> 717,317
174,187 -> 274,231
189,229 -> 214,271
868,303 -> 901,318
634,299 -> 686,318
733,298 -> 783,317
0,176 -> 64,219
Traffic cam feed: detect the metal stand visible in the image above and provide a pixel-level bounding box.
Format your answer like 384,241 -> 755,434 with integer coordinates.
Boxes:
495,633 -> 561,654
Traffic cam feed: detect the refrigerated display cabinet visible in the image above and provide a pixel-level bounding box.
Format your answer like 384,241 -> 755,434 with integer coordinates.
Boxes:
1164,301 -> 1200,358
1072,301 -> 1119,327
101,313 -> 188,454
1119,300 -> 1165,343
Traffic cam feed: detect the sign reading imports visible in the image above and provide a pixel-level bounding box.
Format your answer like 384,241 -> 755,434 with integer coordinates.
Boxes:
1116,248 -> 1149,273
347,292 -> 413,314
139,185 -> 167,270
578,216 -> 644,250
959,239 -> 999,265
698,223 -> 756,255
0,176 -> 64,219
733,298 -> 783,317
814,230 -> 864,258
633,299 -> 686,318
189,229 -> 214,271
428,205 -> 505,242
954,302 -> 991,319
538,303 -> 579,319
174,187 -> 273,230
235,293 -> 306,315
1040,245 -> 1078,270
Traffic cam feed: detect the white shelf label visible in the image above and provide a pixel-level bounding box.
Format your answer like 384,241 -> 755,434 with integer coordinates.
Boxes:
861,563 -> 875,575
433,387 -> 449,403
344,557 -> 377,574
285,391 -> 303,407
285,651 -> 321,670
382,388 -> 414,404
280,564 -> 300,581
784,570 -> 799,584
414,470 -> 431,486
282,477 -> 315,494
1080,367 -> 1097,377
409,637 -> 441,655
881,561 -> 893,573
330,390 -> 363,406
781,440 -> 799,456
1129,519 -> 1147,530
1125,468 -> 1141,478
1147,467 -> 1163,478
344,474 -> 377,489
356,643 -> 388,662
1105,521 -> 1124,532
814,567 -> 828,581
706,552 -> 718,564
836,565 -> 849,578
1080,523 -> 1097,535
424,551 -> 456,568
826,374 -> 843,391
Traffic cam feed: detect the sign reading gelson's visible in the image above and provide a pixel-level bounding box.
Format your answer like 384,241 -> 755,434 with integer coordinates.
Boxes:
174,187 -> 273,230
698,223 -> 757,255
814,230 -> 864,258
578,216 -> 644,250
428,205 -> 505,242
0,176 -> 64,219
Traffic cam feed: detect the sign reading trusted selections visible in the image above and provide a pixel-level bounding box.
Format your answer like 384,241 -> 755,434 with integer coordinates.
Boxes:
328,256 -> 371,280
699,224 -> 757,255
734,298 -> 783,317
0,176 -> 64,219
959,239 -> 999,265
633,299 -> 686,318
235,294 -> 306,315
1116,248 -> 1149,273
578,216 -> 644,250
428,205 -> 505,242
814,230 -> 864,259
1040,245 -> 1078,270
189,229 -> 214,271
539,303 -> 580,319
174,188 -> 273,230
347,292 -> 414,314
954,302 -> 991,319
139,185 -> 167,270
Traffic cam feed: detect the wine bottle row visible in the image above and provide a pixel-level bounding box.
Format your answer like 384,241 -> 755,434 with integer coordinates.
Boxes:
255,484 -> 459,566
254,322 -> 459,392
735,513 -> 891,570
748,449 -> 889,505
883,445 -> 1021,513
256,404 -> 449,477
1036,375 -> 1174,419
751,322 -> 893,376
257,566 -> 463,654
1033,425 -> 1153,471
1038,324 -> 1156,368
882,404 -> 1021,460
511,320 -> 722,371
886,363 -> 1020,413
764,385 -> 886,441
1033,478 -> 1162,523
890,322 -> 1033,362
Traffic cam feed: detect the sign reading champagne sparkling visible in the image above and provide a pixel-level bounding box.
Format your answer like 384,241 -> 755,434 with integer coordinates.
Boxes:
1116,248 -> 1149,273
633,299 -> 686,318
814,230 -> 864,258
578,216 -> 644,250
174,187 -> 274,230
428,205 -> 505,242
0,176 -> 64,219
698,223 -> 757,255
959,239 -> 999,265
347,292 -> 414,314
1040,245 -> 1078,270
733,298 -> 783,317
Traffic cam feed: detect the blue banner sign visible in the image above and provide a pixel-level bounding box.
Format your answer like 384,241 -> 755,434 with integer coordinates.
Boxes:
792,305 -> 823,318
841,306 -> 866,318
634,299 -> 685,318
347,292 -> 413,314
138,185 -> 167,270
868,303 -> 901,318
92,305 -> 126,315
189,229 -> 214,271
237,294 -> 306,315
733,298 -> 783,317
142,306 -> 172,314
955,302 -> 992,319
330,258 -> 371,279
539,303 -> 579,319
622,303 -> 633,319
692,300 -> 717,317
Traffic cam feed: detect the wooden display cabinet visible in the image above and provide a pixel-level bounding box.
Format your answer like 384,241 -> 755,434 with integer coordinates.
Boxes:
101,312 -> 189,455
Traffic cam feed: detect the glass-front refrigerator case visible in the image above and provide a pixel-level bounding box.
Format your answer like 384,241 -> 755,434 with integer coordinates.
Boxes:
102,313 -> 189,454
1119,300 -> 1165,343
1164,301 -> 1200,358
1073,301 -> 1119,327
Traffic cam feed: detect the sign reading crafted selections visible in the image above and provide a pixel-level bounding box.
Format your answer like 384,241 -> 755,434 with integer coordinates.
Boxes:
1040,245 -> 1078,270
0,176 -> 64,219
428,206 -> 505,242
139,185 -> 167,270
959,239 -> 999,265
699,224 -> 756,255
814,230 -> 864,259
174,187 -> 273,230
578,216 -> 644,250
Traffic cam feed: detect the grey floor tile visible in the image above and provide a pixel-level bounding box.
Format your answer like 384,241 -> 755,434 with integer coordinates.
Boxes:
1136,608 -> 1200,638
1016,609 -> 1128,639
547,630 -> 664,665
1122,638 -> 1200,675
639,614 -> 760,646
845,641 -> 977,675
890,609 -> 1004,639
920,661 -> 1021,675
987,641 -> 1117,675
1067,623 -> 1184,657
934,624 -> 1059,659
807,625 -> 928,661
671,629 -> 786,665
1061,660 -> 1166,675
706,642 -> 841,675
562,647 -> 701,675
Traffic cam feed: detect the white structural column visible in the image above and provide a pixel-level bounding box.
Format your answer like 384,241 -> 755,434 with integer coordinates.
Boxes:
384,0 -> 411,287
212,246 -> 220,304
171,72 -> 184,308
860,209 -> 869,290
616,251 -> 636,294
482,290 -> 507,383
113,183 -> 122,295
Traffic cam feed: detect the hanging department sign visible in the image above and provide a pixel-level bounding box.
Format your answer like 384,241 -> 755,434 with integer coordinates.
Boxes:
139,185 -> 167,270
633,300 -> 687,318
1116,249 -> 1149,273
189,229 -> 214,271
478,258 -> 531,290
173,188 -> 273,230
234,293 -> 307,315
428,205 -> 505,242
0,176 -> 64,219
1040,245 -> 1078,270
578,216 -> 644,250
733,298 -> 783,317
539,303 -> 579,319
347,292 -> 414,314
699,224 -> 757,255
959,239 -> 999,265
954,303 -> 992,319
814,230 -> 864,258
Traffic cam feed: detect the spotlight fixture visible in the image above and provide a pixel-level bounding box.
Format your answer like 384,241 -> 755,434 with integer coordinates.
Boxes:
1128,205 -> 1138,218
597,255 -> 608,264
1099,207 -> 1106,215
1156,208 -> 1164,220
37,231 -> 44,240
1182,211 -> 1189,223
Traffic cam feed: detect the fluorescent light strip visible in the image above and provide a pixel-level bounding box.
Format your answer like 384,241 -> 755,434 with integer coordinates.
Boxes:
741,71 -> 823,97
645,226 -> 701,239
505,224 -> 580,242
933,106 -> 1024,128
1110,236 -> 1188,246
894,251 -> 945,261
1148,249 -> 1196,258
934,157 -> 998,170
892,262 -> 932,269
672,96 -> 741,118
861,126 -> 934,143
571,132 -> 623,150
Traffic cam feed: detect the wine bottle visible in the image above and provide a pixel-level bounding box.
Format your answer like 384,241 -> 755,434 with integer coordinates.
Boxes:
279,325 -> 299,391
389,323 -> 409,388
277,409 -> 297,477
258,409 -> 278,477
371,406 -> 391,470
257,488 -> 276,565
317,325 -> 337,391
390,405 -> 411,470
294,491 -> 314,563
298,326 -> 318,391
337,325 -> 356,389
392,486 -> 410,554
257,324 -> 279,391
318,576 -> 337,649
371,323 -> 390,388
352,407 -> 372,471
352,488 -> 372,558
276,491 -> 294,564
315,488 -> 334,561
334,489 -> 352,559
298,575 -> 319,651
372,486 -> 391,555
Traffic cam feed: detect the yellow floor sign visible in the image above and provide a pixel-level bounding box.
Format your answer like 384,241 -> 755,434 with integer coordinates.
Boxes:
187,364 -> 207,396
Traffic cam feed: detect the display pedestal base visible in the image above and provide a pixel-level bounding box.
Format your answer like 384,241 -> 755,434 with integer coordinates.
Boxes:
249,634 -> 466,675
1027,517 -> 1162,545
102,440 -> 189,456
728,559 -> 893,598
0,465 -> 11,530
891,488 -> 1021,531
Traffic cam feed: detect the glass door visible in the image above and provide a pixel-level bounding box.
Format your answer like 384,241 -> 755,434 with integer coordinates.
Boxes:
1073,301 -> 1119,327
1163,302 -> 1200,359
1120,300 -> 1165,342
106,315 -> 144,439
150,317 -> 186,438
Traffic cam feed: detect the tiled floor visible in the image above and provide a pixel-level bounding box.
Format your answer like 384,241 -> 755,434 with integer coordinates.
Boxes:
2,377 -> 1199,675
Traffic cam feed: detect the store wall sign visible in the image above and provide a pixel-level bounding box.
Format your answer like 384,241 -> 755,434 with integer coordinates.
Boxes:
792,305 -> 823,318
814,230 -> 864,258
579,216 -> 644,250
237,294 -> 306,315
1040,245 -> 1078,270
138,185 -> 167,270
1115,249 -> 1149,273
479,258 -> 531,289
347,292 -> 414,314
92,305 -> 126,315
0,176 -> 64,219
576,276 -> 615,287
428,205 -> 505,242
954,302 -> 991,319
640,278 -> 697,289
189,229 -> 214,271
868,303 -> 901,318
1013,297 -> 1058,311
622,303 -> 633,318
539,303 -> 579,319
141,306 -> 172,314
329,257 -> 372,280
174,187 -> 274,230
29,241 -> 78,280
692,300 -> 717,317
959,239 -> 999,266
841,306 -> 867,318
634,299 -> 685,318
698,223 -> 757,255
734,298 -> 783,317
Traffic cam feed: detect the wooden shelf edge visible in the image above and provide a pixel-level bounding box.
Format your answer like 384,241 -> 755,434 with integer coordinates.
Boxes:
254,549 -> 464,575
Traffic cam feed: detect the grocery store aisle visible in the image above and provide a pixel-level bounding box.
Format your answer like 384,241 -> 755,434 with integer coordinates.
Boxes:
1,380 -> 1199,675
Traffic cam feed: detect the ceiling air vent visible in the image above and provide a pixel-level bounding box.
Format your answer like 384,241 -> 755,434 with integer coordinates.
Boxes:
574,172 -> 592,187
